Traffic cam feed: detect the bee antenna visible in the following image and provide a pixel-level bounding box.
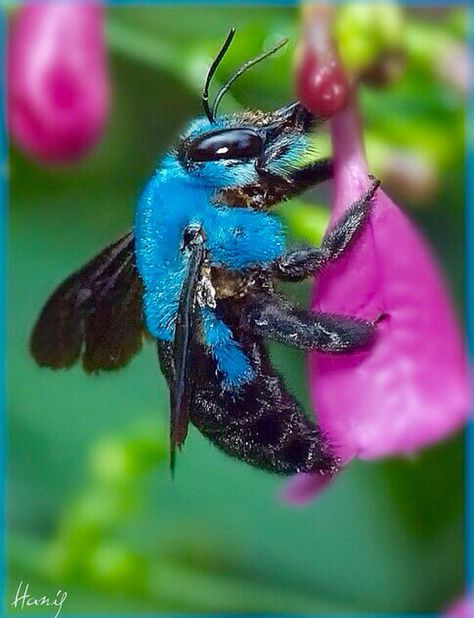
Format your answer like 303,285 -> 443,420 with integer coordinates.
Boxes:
212,37 -> 288,119
202,28 -> 236,124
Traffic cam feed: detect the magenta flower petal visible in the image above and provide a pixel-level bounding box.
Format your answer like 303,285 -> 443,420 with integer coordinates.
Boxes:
8,2 -> 109,163
285,98 -> 469,506
309,98 -> 469,463
281,471 -> 335,504
445,595 -> 474,618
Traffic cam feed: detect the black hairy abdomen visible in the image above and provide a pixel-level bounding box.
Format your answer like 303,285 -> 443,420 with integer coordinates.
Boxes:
160,297 -> 339,476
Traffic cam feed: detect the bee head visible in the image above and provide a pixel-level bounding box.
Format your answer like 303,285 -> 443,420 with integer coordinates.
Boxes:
174,29 -> 317,190
177,102 -> 314,189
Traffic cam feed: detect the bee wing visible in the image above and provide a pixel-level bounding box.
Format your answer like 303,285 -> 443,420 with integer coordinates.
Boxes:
157,239 -> 206,474
30,232 -> 146,372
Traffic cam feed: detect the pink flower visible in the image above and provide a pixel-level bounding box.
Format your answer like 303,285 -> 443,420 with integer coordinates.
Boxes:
445,594 -> 474,618
8,1 -> 109,163
284,97 -> 469,504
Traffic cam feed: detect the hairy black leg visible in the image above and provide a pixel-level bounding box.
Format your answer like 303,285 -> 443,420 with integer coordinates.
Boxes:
244,295 -> 375,352
289,157 -> 333,192
256,157 -> 334,204
274,177 -> 380,281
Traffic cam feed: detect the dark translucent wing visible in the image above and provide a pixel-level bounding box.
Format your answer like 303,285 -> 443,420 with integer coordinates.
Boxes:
157,340 -> 178,472
30,232 -> 145,372
169,240 -> 205,472
82,253 -> 144,372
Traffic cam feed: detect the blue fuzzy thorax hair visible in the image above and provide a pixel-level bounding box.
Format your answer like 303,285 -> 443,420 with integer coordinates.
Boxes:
134,111 -> 311,389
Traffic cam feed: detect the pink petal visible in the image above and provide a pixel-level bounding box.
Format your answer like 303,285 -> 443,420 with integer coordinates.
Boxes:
282,472 -> 335,506
7,1 -> 109,163
309,98 -> 469,462
445,595 -> 474,618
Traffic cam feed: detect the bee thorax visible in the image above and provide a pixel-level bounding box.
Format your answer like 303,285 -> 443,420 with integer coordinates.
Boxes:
197,264 -> 217,309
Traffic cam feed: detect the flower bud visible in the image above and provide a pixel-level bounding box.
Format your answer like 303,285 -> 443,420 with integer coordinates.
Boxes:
8,2 -> 110,163
296,4 -> 350,118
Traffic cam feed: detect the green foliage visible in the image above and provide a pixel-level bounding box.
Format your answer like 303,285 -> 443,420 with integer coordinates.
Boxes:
335,2 -> 405,73
7,4 -> 465,615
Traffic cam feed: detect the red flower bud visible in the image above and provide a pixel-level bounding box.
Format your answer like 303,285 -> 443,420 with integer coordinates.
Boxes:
296,5 -> 350,118
297,48 -> 349,118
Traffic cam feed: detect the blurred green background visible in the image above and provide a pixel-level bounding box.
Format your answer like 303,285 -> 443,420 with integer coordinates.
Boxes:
7,4 -> 466,615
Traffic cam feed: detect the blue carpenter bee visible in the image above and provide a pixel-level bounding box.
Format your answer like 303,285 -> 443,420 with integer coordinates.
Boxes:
31,30 -> 379,475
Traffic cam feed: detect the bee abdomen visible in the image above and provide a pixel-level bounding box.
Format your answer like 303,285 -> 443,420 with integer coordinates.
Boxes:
190,366 -> 339,476
210,413 -> 337,476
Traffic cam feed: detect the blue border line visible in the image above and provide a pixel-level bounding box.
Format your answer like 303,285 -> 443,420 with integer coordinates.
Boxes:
0,1 -> 471,617
0,6 -> 6,617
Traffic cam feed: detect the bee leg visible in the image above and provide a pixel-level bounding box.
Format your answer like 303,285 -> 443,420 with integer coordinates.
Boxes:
245,295 -> 376,352
258,157 -> 333,207
274,177 -> 380,281
287,156 -> 333,193
217,158 -> 333,209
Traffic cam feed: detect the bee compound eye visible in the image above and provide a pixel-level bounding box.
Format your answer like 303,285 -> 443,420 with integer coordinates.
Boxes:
187,128 -> 263,162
